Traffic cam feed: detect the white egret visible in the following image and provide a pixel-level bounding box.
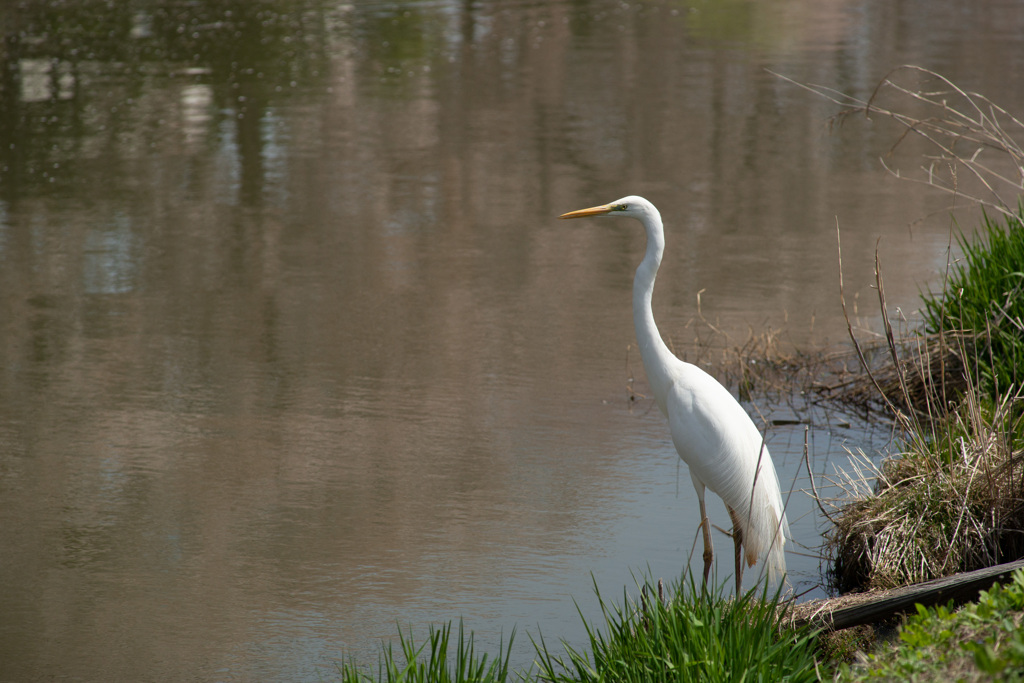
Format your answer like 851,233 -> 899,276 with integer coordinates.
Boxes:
560,196 -> 788,592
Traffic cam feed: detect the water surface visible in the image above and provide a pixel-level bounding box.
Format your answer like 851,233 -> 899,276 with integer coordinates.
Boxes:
2,0 -> 1024,679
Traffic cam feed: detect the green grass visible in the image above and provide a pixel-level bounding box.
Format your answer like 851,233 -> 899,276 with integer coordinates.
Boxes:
532,575 -> 821,682
837,569 -> 1024,682
338,620 -> 515,683
921,207 -> 1024,404
338,574 -> 824,682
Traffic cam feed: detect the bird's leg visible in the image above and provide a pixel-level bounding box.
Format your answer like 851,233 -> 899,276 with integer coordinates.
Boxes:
697,494 -> 714,591
727,505 -> 744,595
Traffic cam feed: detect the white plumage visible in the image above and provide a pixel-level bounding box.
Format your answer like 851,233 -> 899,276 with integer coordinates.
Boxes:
560,195 -> 789,590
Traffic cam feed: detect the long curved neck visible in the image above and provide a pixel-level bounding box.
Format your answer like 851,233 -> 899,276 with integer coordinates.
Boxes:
632,211 -> 676,412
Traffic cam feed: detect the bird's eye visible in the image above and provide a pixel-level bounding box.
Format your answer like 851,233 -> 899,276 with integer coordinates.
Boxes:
613,204 -> 628,211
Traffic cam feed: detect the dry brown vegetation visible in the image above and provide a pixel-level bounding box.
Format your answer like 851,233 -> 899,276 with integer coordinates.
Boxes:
792,67 -> 1024,597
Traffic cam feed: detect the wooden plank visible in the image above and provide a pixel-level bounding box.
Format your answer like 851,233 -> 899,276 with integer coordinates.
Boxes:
793,557 -> 1024,632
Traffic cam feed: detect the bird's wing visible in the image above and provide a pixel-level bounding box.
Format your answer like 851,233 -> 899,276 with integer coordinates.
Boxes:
663,363 -> 788,574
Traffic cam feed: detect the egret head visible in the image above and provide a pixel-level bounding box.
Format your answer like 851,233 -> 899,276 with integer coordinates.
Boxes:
559,195 -> 657,221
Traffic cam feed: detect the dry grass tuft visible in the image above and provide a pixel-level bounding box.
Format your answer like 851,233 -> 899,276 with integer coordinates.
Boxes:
823,389 -> 1024,594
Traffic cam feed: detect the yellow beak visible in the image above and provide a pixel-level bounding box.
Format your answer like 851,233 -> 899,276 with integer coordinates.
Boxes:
559,203 -> 615,219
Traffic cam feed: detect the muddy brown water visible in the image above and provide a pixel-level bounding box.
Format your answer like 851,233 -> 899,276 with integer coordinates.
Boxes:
2,1 -> 1024,679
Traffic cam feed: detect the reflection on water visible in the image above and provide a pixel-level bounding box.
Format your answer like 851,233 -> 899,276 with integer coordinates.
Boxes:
2,0 -> 1024,679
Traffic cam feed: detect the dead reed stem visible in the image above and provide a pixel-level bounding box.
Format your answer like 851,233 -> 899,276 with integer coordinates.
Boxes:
772,65 -> 1024,222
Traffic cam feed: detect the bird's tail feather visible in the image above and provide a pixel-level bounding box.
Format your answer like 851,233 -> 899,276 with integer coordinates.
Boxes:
745,473 -> 789,586
764,514 -> 788,585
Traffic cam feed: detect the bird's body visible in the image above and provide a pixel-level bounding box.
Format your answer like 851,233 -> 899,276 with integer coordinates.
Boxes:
560,196 -> 788,590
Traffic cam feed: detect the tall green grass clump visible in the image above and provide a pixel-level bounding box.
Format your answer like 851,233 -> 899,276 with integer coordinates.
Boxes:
338,620 -> 515,683
533,575 -> 822,683
921,207 -> 1024,404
